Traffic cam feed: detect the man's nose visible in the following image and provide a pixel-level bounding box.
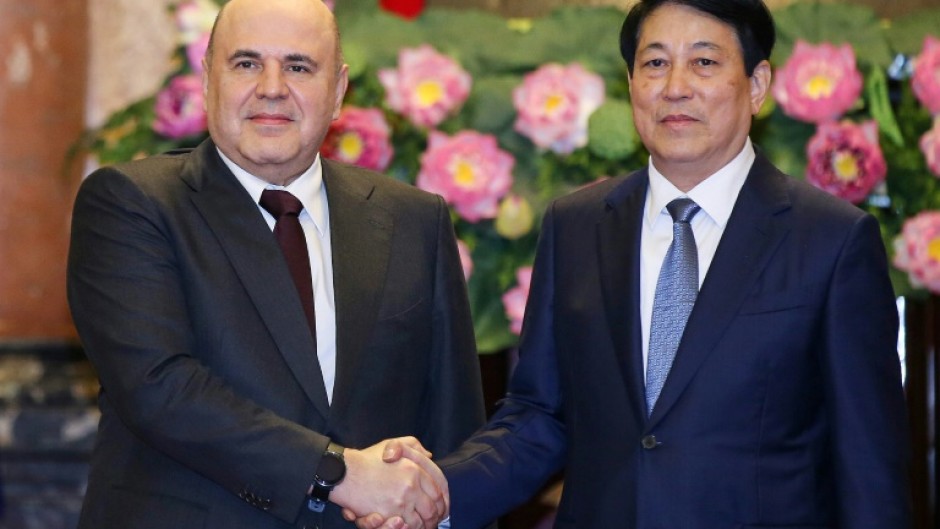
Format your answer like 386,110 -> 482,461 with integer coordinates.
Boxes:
257,67 -> 289,99
663,67 -> 693,100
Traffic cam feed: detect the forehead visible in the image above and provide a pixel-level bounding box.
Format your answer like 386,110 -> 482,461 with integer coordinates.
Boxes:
214,1 -> 335,58
637,3 -> 742,56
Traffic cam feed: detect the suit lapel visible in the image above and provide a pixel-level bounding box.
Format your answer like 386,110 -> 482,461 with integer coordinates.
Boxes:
647,153 -> 793,427
597,172 -> 649,424
183,141 -> 331,417
320,160 -> 393,423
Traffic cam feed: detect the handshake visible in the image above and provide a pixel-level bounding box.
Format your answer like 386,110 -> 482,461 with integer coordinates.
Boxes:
331,437 -> 449,529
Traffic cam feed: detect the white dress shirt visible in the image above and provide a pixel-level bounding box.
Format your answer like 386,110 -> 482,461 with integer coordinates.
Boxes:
219,149 -> 338,403
640,138 -> 755,380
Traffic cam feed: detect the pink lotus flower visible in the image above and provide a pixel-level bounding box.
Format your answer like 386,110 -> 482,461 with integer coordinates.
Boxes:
502,266 -> 533,335
513,63 -> 605,154
913,36 -> 940,116
187,32 -> 210,74
320,106 -> 394,171
805,120 -> 886,204
921,117 -> 940,177
456,239 -> 473,281
893,210 -> 940,294
417,131 -> 514,222
772,40 -> 863,124
378,45 -> 472,128
152,74 -> 206,139
175,0 -> 219,44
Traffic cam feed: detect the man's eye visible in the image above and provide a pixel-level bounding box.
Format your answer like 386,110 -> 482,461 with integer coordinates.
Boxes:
695,58 -> 717,67
645,59 -> 666,68
235,61 -> 256,69
287,65 -> 311,73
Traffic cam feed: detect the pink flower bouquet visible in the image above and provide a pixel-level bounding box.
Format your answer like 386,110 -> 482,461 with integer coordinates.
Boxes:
893,210 -> 940,294
152,74 -> 207,139
921,118 -> 940,178
913,36 -> 940,116
417,131 -> 514,222
772,40 -> 862,124
512,63 -> 605,154
321,106 -> 394,171
805,120 -> 886,204
379,45 -> 472,128
502,266 -> 533,335
187,32 -> 210,74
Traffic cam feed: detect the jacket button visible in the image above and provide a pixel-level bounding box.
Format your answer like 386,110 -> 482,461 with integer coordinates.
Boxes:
641,435 -> 658,449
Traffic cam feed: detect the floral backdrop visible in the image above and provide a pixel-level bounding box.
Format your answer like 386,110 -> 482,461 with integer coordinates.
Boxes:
83,0 -> 940,354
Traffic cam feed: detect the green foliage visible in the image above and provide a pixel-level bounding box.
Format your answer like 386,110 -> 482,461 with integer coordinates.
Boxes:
772,2 -> 893,68
883,8 -> 940,56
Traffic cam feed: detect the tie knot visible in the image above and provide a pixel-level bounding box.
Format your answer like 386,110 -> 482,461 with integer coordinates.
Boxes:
666,197 -> 700,224
260,189 -> 304,218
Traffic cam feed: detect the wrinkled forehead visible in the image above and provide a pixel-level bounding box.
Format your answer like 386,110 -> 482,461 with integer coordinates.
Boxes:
637,4 -> 742,56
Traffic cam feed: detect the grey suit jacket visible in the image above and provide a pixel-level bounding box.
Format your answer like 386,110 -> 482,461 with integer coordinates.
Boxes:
68,139 -> 485,529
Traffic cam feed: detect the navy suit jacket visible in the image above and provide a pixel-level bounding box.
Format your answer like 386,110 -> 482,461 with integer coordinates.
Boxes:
441,152 -> 911,529
67,140 -> 485,529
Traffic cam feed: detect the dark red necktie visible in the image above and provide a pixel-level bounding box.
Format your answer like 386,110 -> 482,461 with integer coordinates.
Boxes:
259,189 -> 317,342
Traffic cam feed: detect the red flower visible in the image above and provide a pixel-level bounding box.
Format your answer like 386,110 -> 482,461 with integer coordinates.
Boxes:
379,0 -> 424,19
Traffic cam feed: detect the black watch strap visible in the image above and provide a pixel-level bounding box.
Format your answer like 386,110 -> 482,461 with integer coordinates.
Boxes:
307,441 -> 346,513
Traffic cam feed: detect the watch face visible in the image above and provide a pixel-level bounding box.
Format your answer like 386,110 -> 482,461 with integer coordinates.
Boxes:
316,452 -> 346,485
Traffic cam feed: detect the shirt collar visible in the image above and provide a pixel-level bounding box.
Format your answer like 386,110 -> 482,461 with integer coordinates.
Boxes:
646,137 -> 755,229
217,148 -> 329,236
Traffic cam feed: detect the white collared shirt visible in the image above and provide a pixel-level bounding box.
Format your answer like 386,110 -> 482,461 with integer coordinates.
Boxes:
219,149 -> 338,402
640,138 -> 756,380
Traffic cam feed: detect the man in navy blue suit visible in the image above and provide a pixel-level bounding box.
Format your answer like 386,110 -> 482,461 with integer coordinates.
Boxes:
359,0 -> 912,528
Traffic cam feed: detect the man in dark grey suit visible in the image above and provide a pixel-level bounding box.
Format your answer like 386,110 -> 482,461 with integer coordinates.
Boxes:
67,1 -> 484,528
365,1 -> 911,528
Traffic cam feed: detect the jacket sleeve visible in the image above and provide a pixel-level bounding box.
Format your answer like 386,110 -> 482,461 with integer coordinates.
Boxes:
440,205 -> 567,529
821,213 -> 911,528
420,194 -> 487,456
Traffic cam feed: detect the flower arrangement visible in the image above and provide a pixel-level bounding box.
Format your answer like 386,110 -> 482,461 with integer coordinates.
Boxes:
82,0 -> 940,353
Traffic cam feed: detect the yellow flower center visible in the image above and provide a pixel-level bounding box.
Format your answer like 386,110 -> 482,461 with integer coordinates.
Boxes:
339,133 -> 364,161
544,93 -> 564,114
454,159 -> 477,187
416,80 -> 444,108
832,150 -> 859,182
928,237 -> 940,262
803,74 -> 835,99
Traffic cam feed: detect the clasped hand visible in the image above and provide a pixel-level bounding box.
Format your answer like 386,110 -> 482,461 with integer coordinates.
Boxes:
330,437 -> 447,529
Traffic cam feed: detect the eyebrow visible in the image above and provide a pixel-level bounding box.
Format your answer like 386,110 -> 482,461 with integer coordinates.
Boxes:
228,49 -> 262,62
639,41 -> 723,54
227,50 -> 318,67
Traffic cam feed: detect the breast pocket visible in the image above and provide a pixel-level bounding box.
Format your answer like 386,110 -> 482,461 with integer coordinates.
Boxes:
737,284 -> 824,315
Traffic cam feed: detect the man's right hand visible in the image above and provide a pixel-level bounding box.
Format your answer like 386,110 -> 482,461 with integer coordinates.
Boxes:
330,437 -> 448,529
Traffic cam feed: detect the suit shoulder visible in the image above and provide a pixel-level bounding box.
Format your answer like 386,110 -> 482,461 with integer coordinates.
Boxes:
551,171 -> 643,216
324,159 -> 442,209
786,175 -> 870,226
86,150 -> 192,190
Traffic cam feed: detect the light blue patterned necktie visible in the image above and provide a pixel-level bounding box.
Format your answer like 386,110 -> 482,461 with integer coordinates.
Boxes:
646,197 -> 701,417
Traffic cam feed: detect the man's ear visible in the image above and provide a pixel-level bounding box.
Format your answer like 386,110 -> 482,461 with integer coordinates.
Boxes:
332,63 -> 350,120
749,60 -> 772,116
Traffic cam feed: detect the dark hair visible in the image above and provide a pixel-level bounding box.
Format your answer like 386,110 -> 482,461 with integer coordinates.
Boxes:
619,0 -> 775,77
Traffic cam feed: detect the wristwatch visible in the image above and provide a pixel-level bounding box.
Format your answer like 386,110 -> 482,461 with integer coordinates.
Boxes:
307,441 -> 346,513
